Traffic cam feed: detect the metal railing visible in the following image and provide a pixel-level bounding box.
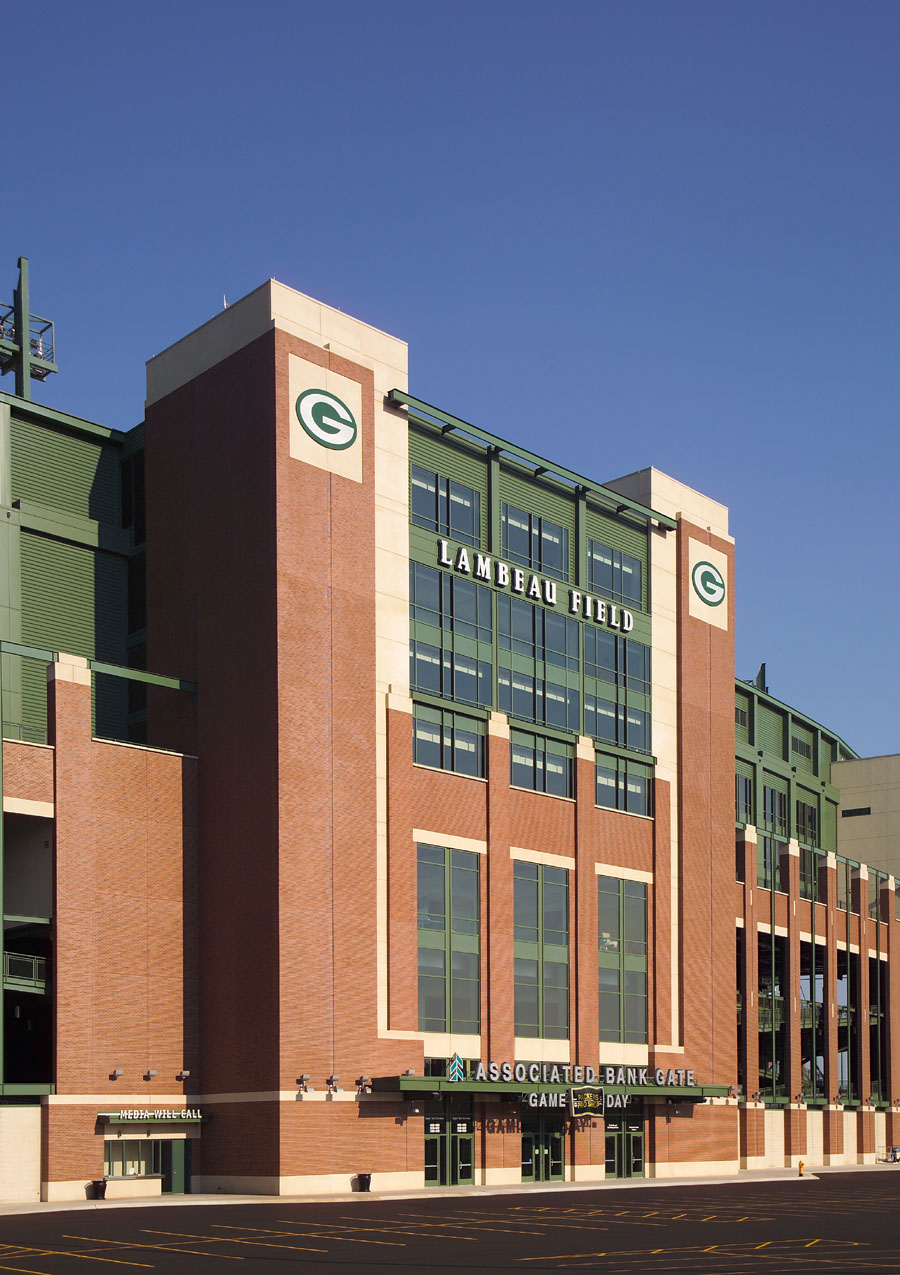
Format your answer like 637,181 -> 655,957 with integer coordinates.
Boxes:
3,951 -> 47,988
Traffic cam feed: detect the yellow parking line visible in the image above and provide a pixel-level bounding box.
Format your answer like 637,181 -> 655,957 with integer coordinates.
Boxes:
215,1223 -> 396,1249
805,1238 -> 821,1247
75,1233 -> 241,1261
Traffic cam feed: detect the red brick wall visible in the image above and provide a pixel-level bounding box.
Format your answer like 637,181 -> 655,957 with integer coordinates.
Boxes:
3,741 -> 53,804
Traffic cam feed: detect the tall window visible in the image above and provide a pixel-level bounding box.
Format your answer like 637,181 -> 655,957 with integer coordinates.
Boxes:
409,564 -> 492,708
762,785 -> 787,836
511,730 -> 574,798
413,706 -> 485,778
583,630 -> 650,753
596,755 -> 652,816
417,844 -> 480,1034
735,774 -> 753,824
597,876 -> 648,1044
587,541 -> 642,608
799,846 -> 824,902
869,871 -> 888,923
800,941 -> 825,1099
411,465 -> 481,546
796,798 -> 818,846
513,861 -> 569,1039
758,933 -> 788,1099
497,596 -> 580,732
836,949 -> 858,1100
835,858 -> 858,913
757,836 -> 788,892
870,957 -> 889,1102
501,503 -> 569,581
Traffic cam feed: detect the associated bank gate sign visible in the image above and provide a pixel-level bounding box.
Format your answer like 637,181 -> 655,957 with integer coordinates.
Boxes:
461,1059 -> 697,1111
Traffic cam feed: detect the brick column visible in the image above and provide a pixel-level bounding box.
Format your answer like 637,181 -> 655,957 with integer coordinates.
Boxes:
485,715 -> 515,1062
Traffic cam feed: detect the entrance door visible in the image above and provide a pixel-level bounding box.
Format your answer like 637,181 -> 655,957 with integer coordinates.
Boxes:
604,1103 -> 644,1179
160,1140 -> 191,1193
521,1109 -> 566,1183
424,1099 -> 475,1186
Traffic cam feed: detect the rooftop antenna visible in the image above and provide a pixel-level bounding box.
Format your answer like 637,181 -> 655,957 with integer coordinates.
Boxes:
755,662 -> 768,694
0,259 -> 57,400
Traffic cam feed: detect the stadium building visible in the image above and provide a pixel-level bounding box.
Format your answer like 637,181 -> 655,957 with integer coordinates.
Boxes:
0,257 -> 896,1200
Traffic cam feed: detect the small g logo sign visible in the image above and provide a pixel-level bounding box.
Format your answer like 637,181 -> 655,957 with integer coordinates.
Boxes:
692,560 -> 726,607
295,389 -> 358,450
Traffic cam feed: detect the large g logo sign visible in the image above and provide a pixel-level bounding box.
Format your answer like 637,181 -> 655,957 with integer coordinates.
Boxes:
295,389 -> 358,450
691,560 -> 726,607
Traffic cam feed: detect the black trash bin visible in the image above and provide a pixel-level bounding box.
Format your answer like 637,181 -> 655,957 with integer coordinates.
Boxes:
356,1173 -> 372,1193
90,1179 -> 108,1200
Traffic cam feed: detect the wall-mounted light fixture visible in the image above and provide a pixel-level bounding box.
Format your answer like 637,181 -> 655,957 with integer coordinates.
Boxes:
296,1075 -> 313,1093
356,1076 -> 372,1094
326,1075 -> 342,1096
176,1070 -> 190,1082
143,1070 -> 157,1081
752,1091 -> 762,1102
109,1068 -> 124,1080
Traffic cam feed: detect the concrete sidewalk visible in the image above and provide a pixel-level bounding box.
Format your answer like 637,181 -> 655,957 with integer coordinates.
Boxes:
0,1162 -> 897,1218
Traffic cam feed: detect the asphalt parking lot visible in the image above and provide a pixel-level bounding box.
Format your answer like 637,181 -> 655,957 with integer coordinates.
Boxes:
0,1173 -> 898,1273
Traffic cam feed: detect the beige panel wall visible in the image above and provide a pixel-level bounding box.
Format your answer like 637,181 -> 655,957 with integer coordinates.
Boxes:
0,1106 -> 41,1201
833,755 -> 900,879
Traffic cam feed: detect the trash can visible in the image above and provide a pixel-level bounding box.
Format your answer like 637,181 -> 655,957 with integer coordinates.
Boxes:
90,1179 -> 108,1200
356,1173 -> 372,1193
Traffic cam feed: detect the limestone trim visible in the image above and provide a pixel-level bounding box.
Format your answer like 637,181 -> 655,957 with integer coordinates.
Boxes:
511,846 -> 576,870
414,830 -> 487,855
593,862 -> 653,884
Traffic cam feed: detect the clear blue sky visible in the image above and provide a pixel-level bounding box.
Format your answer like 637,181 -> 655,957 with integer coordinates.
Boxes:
5,1 -> 898,755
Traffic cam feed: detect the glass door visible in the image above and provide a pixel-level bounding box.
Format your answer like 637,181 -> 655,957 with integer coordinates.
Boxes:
521,1109 -> 566,1182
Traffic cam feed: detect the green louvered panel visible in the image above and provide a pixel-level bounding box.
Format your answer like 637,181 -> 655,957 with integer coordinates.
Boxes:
20,533 -> 127,738
409,428 -> 489,543
735,690 -> 751,744
790,720 -> 814,775
762,770 -> 788,798
500,467 -> 575,578
819,737 -> 835,780
822,800 -> 837,853
757,703 -> 786,760
736,758 -> 755,783
10,418 -> 120,524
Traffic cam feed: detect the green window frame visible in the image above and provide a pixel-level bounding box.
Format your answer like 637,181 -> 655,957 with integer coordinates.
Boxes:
417,844 -> 480,1034
501,503 -> 569,582
762,784 -> 788,836
497,594 -> 580,733
583,630 -> 651,753
413,705 -> 486,778
835,856 -> 858,913
409,563 -> 492,709
735,774 -> 753,825
799,845 -> 824,902
513,861 -> 569,1039
104,1140 -> 163,1178
598,875 -> 648,1044
411,464 -> 481,546
586,540 -> 642,609
757,835 -> 789,892
595,754 -> 652,816
510,729 -> 574,798
796,798 -> 819,847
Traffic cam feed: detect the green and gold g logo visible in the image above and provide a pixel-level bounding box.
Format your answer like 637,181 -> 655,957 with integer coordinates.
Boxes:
691,560 -> 726,607
295,389 -> 358,450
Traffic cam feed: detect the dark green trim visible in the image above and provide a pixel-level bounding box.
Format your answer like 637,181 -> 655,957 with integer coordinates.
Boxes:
15,500 -> 132,555
372,1074 -> 725,1099
411,691 -> 489,722
595,741 -> 657,767
0,393 -> 125,444
389,391 -> 676,531
0,1083 -> 54,1096
88,660 -> 196,695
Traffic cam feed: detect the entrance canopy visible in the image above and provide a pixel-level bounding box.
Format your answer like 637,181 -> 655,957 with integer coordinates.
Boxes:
372,1075 -> 727,1104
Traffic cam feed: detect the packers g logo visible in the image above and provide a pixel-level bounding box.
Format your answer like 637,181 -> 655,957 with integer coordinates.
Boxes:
692,560 -> 726,607
295,389 -> 358,451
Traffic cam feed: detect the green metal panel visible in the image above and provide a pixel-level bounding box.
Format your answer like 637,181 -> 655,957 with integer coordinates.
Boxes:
757,703 -> 786,760
735,691 -> 751,744
790,720 -> 814,775
763,770 -> 788,798
819,736 -> 835,781
822,799 -> 837,853
10,417 -> 120,525
409,427 -> 488,544
736,758 -> 755,784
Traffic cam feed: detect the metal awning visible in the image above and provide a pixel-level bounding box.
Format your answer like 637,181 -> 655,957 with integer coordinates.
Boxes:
372,1076 -> 727,1102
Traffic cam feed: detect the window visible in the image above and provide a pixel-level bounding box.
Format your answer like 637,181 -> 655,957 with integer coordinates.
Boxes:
796,799 -> 819,846
595,755 -> 652,816
514,861 -> 569,1039
502,503 -> 569,581
105,1140 -> 162,1178
735,705 -> 748,728
757,836 -> 788,892
791,735 -> 812,761
799,846 -> 824,902
587,541 -> 642,608
869,871 -> 888,923
842,807 -> 871,818
735,774 -> 753,825
497,596 -> 580,732
762,785 -> 788,836
511,730 -> 573,798
417,844 -> 480,1034
411,465 -> 481,546
598,875 -> 648,1044
583,630 -> 651,752
835,858 -> 858,913
413,706 -> 485,778
409,563 -> 492,708
800,941 -> 826,1099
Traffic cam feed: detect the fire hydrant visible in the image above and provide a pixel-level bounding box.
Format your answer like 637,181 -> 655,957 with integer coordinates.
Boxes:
798,1160 -> 805,1177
